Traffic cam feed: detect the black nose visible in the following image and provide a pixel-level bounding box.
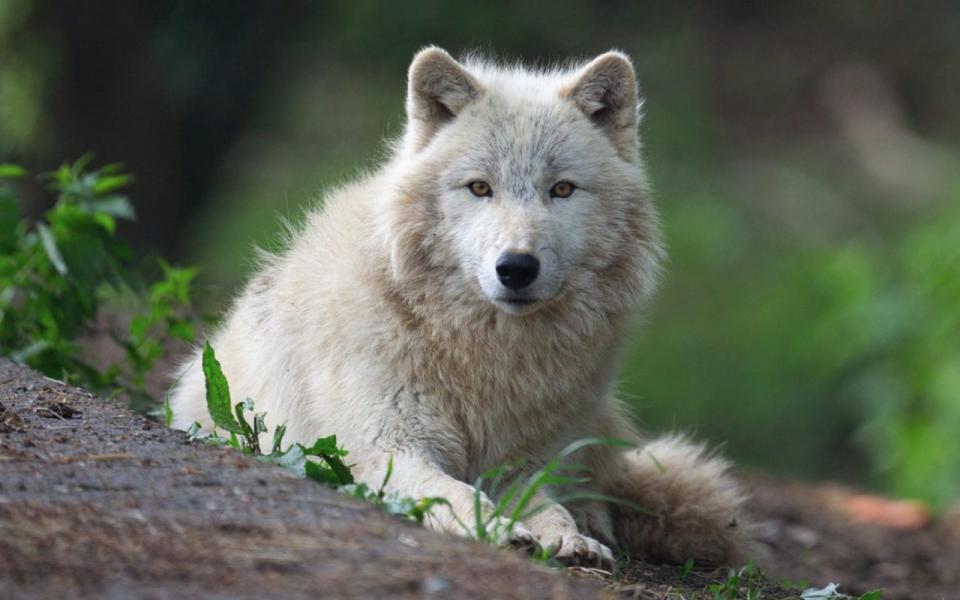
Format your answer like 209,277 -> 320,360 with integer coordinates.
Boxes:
496,253 -> 540,290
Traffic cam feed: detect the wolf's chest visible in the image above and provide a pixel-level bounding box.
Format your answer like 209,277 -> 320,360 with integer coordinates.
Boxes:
408,355 -> 596,479
388,309 -> 617,477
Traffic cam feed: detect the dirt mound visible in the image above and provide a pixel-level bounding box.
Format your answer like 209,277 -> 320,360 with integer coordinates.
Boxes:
2,359 -> 958,599
0,360 -> 595,599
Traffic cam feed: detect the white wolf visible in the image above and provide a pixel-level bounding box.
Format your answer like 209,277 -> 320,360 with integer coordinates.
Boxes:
171,47 -> 750,567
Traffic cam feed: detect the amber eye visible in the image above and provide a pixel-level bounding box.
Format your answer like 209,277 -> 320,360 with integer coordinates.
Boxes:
550,181 -> 576,199
467,181 -> 492,197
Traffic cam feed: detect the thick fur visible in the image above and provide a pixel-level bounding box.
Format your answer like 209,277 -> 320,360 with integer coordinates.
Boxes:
171,47 -> 751,567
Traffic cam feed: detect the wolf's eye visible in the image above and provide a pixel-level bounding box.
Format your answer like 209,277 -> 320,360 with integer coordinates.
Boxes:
467,181 -> 492,197
550,181 -> 576,199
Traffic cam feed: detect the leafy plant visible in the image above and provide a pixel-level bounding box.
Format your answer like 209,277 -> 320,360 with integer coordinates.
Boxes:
0,156 -> 197,406
678,558 -> 695,582
193,342 -> 450,524
192,341 -> 354,484
462,437 -> 647,550
339,455 -> 451,525
709,563 -> 766,600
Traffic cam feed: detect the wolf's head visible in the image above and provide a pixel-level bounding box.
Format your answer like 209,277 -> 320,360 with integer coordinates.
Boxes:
382,48 -> 663,320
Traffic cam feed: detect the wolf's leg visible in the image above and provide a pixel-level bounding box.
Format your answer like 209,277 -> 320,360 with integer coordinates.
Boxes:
599,435 -> 751,566
361,453 -> 539,551
520,489 -> 614,568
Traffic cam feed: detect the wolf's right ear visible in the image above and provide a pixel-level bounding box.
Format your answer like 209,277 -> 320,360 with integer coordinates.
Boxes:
405,47 -> 482,151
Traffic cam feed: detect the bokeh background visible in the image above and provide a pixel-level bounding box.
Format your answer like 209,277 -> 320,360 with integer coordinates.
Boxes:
2,1 -> 959,507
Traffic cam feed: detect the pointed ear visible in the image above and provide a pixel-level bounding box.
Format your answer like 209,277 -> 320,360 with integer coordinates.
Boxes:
405,47 -> 482,150
562,51 -> 641,160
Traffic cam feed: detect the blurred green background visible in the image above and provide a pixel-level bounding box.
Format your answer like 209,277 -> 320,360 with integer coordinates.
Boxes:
2,1 -> 959,506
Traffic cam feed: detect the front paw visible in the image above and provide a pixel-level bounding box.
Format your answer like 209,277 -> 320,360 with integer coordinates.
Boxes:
542,532 -> 615,570
486,517 -> 541,555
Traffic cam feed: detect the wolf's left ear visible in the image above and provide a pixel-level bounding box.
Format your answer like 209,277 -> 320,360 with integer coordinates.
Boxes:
562,51 -> 641,161
405,47 -> 483,151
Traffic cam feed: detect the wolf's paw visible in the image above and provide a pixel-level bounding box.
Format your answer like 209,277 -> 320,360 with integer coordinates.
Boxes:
487,517 -> 541,554
543,532 -> 615,570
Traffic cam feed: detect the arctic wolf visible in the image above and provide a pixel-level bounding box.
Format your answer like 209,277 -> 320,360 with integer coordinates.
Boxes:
171,47 -> 750,567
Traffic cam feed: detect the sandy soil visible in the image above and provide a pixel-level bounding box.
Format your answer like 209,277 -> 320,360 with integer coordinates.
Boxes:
2,359 -> 958,599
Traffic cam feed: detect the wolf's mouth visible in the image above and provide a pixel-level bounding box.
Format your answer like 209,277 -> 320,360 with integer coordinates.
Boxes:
500,297 -> 537,305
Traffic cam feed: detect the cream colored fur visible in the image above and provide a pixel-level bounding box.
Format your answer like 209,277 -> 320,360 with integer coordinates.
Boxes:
170,47 -> 751,567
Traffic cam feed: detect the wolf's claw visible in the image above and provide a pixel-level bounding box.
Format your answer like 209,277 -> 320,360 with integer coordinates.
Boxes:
489,518 -> 541,554
548,533 -> 614,570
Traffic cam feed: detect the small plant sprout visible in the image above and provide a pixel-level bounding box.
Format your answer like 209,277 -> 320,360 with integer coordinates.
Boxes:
457,437 -> 652,552
678,558 -> 695,582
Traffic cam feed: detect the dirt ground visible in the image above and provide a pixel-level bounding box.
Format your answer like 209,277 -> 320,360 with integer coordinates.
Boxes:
1,359 -> 958,599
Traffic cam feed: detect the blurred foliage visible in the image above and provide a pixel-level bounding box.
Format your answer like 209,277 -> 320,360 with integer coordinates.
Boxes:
845,199 -> 960,507
1,1 -> 959,505
623,180 -> 960,508
0,157 -> 197,407
0,0 -> 53,155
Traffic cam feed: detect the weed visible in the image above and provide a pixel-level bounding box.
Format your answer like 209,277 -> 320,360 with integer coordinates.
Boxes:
192,342 -> 446,524
708,563 -> 766,600
678,558 -> 695,582
461,437 -> 648,551
0,156 -> 197,407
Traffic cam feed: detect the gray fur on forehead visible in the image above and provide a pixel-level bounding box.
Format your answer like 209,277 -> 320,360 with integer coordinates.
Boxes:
455,98 -> 581,171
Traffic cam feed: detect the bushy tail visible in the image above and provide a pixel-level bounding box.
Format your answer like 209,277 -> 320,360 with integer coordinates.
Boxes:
603,435 -> 755,566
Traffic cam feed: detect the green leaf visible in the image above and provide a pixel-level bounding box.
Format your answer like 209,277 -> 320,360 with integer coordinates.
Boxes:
253,412 -> 267,436
271,423 -> 288,454
235,399 -> 253,433
406,497 -> 449,524
301,434 -> 341,456
323,453 -> 354,485
305,460 -> 340,485
11,339 -> 51,363
300,435 -> 354,484
163,398 -> 174,427
37,223 -> 67,275
201,342 -> 243,434
93,212 -> 116,234
129,314 -> 150,341
167,320 -> 195,342
378,454 -> 394,499
0,163 -> 28,179
92,174 -> 134,195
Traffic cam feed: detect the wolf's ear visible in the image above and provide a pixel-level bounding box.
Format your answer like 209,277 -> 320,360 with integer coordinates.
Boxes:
405,47 -> 482,151
562,51 -> 641,160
